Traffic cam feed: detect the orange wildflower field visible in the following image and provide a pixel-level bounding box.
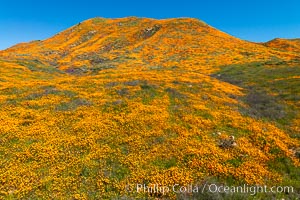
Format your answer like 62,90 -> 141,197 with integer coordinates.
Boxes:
0,17 -> 299,199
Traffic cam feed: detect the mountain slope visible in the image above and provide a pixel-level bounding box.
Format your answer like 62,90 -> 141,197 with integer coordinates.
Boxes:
264,38 -> 300,54
1,17 -> 296,73
0,17 -> 299,199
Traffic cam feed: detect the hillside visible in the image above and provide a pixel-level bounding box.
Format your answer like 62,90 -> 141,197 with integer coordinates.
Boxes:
264,38 -> 300,54
1,17 -> 296,74
0,17 -> 299,199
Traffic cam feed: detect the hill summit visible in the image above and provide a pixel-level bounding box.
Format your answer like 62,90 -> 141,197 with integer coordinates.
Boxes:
1,17 -> 293,74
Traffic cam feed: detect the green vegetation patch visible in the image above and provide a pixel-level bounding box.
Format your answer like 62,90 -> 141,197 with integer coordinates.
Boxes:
212,60 -> 299,125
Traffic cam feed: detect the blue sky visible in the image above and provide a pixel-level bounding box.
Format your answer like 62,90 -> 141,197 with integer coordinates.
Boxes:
0,0 -> 300,50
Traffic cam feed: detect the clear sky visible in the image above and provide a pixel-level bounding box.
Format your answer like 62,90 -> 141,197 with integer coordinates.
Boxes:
0,0 -> 300,50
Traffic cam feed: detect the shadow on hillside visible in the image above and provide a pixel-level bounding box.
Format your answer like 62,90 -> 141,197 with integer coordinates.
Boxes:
211,59 -> 299,124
